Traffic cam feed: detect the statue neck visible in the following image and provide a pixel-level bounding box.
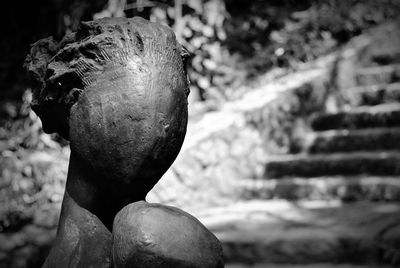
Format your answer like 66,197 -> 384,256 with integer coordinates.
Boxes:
65,151 -> 146,230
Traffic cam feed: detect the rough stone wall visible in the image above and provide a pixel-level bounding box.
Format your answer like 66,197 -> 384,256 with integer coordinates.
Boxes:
147,115 -> 266,210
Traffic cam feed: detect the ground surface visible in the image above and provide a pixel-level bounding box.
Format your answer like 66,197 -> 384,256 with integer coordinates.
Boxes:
196,200 -> 400,265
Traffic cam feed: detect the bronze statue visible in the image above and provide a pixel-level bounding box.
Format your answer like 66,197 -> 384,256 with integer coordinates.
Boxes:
25,17 -> 223,268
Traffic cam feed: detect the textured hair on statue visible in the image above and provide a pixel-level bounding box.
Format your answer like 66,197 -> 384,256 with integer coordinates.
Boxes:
25,17 -> 190,139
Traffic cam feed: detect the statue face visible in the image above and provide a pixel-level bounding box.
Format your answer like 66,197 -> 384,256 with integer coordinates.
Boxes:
69,54 -> 189,197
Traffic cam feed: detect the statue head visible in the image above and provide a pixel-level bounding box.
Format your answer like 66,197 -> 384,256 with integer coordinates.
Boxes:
25,17 -> 190,199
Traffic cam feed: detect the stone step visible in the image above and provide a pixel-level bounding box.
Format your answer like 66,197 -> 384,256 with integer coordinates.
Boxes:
238,176 -> 400,202
197,201 -> 400,265
227,264 -> 392,268
371,51 -> 400,66
264,151 -> 400,178
304,127 -> 400,153
355,64 -> 400,86
342,82 -> 400,107
311,103 -> 400,131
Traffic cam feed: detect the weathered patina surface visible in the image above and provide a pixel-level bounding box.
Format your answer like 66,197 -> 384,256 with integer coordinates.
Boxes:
25,17 -> 223,268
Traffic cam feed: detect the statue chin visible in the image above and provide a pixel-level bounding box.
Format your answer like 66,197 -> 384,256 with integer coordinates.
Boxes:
69,66 -> 188,194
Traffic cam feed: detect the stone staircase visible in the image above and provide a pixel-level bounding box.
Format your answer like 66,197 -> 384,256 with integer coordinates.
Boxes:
198,29 -> 400,267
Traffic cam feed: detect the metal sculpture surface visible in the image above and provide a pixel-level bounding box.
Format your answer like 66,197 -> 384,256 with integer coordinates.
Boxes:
25,17 -> 223,268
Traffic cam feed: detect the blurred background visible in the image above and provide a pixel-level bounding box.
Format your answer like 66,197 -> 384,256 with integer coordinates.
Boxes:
1,0 -> 400,267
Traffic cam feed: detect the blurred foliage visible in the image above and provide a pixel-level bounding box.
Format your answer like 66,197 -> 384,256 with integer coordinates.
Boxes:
0,90 -> 68,232
124,0 -> 400,104
2,0 -> 400,106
